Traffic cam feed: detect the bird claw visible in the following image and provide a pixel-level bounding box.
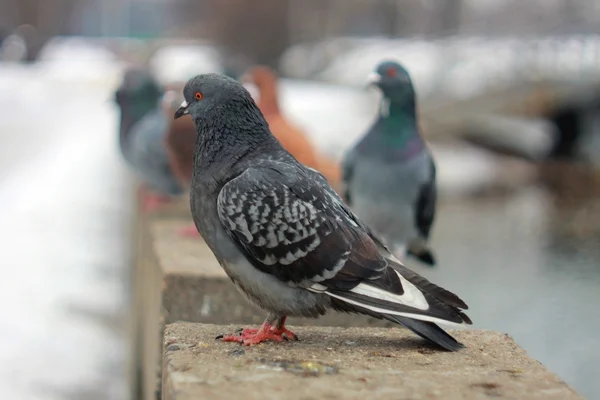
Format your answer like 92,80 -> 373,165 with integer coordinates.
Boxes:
217,324 -> 297,345
273,326 -> 298,341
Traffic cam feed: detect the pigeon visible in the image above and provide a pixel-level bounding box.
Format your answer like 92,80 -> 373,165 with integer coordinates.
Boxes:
114,68 -> 185,213
341,60 -> 437,267
173,73 -> 471,351
240,65 -> 342,193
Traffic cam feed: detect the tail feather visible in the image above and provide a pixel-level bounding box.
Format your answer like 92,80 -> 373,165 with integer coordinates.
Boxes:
386,257 -> 469,311
386,315 -> 464,351
330,299 -> 464,351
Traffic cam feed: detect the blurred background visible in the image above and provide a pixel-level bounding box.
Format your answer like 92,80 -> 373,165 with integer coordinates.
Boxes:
1,0 -> 599,399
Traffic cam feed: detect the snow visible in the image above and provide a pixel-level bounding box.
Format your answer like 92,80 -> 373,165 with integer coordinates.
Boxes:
0,61 -> 131,400
148,44 -> 223,86
36,37 -> 125,92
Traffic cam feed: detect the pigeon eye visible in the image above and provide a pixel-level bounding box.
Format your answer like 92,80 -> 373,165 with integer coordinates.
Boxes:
194,91 -> 203,100
386,67 -> 397,77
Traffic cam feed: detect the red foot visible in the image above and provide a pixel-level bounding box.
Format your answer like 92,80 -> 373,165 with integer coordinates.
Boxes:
272,324 -> 297,341
177,224 -> 200,237
219,323 -> 298,346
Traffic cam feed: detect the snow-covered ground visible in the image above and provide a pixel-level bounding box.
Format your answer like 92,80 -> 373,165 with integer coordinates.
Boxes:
0,57 -> 131,400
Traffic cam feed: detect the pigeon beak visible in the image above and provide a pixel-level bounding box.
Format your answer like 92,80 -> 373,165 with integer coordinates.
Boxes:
367,72 -> 382,87
174,100 -> 189,120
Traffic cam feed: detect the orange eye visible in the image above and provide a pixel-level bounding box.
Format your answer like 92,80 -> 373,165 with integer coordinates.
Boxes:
386,67 -> 397,77
194,91 -> 203,100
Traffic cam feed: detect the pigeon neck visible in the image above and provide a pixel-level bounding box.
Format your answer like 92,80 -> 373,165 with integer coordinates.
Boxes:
381,95 -> 416,119
356,96 -> 424,161
192,102 -> 274,181
380,97 -> 420,145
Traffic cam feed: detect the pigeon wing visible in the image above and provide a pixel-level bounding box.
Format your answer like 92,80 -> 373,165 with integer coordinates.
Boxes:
217,163 -> 354,285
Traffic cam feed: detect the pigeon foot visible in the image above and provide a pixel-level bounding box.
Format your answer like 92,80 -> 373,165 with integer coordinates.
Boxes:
177,224 -> 200,237
218,320 -> 298,345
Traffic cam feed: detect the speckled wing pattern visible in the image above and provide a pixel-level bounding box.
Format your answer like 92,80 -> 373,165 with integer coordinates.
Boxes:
217,163 -> 353,285
216,161 -> 471,331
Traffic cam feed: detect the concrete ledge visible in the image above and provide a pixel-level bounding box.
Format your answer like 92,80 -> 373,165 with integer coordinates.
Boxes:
162,323 -> 582,400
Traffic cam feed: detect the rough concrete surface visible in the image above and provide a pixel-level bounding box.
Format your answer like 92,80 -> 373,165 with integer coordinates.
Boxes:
162,323 -> 582,400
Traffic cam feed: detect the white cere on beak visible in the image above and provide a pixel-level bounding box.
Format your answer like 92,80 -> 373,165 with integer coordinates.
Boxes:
180,100 -> 188,109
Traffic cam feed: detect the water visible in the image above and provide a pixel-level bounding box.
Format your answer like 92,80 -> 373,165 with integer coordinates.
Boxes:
416,171 -> 600,399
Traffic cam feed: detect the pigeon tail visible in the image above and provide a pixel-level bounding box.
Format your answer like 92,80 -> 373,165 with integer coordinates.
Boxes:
387,315 -> 464,351
330,298 -> 465,351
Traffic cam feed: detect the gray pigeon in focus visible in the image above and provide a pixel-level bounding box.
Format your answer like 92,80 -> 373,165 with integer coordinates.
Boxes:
115,68 -> 184,211
342,60 -> 437,267
174,73 -> 471,350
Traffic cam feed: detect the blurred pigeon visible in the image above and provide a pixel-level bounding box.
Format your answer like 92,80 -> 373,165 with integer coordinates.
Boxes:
160,87 -> 203,236
342,60 -> 437,267
240,65 -> 342,193
114,68 -> 184,213
173,73 -> 471,350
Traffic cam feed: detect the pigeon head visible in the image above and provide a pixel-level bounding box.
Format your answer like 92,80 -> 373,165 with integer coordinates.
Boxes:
114,68 -> 163,139
368,61 -> 415,106
174,73 -> 260,121
115,68 -> 163,120
173,74 -> 272,167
